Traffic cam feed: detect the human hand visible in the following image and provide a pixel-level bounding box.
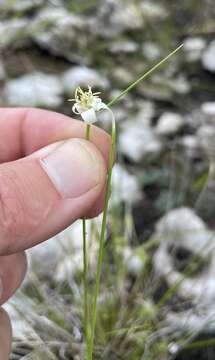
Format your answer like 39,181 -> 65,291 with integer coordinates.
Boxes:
0,108 -> 110,359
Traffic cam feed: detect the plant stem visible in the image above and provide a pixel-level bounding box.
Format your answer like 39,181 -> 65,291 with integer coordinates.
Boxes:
86,124 -> 91,140
83,123 -> 91,358
82,218 -> 89,351
84,44 -> 183,359
89,116 -> 116,360
107,44 -> 183,107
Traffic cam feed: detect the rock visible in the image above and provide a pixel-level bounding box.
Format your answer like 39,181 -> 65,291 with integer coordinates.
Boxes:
94,1 -> 145,39
142,42 -> 162,61
202,39 -> 215,72
1,0 -> 44,13
201,102 -> 215,116
96,1 -> 167,40
197,124 -> 215,156
166,75 -> 190,94
32,8 -> 86,62
141,2 -> 168,20
119,120 -> 162,162
28,218 -> 101,282
55,219 -> 100,282
156,112 -> 185,135
139,73 -> 188,100
135,101 -> 156,127
27,221 -> 84,278
156,207 -> 206,234
140,82 -> 173,101
0,19 -> 30,49
149,74 -> 190,96
180,135 -> 200,158
110,40 -> 138,54
4,72 -> 63,107
184,37 -> 206,62
112,67 -> 135,86
109,1 -> 144,33
27,237 -> 64,278
62,66 -> 109,94
187,109 -> 204,129
153,207 -> 215,302
111,164 -> 141,206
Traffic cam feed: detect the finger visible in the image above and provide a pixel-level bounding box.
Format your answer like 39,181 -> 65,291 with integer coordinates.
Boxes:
0,252 -> 27,306
0,308 -> 12,360
0,138 -> 107,255
0,108 -> 111,165
0,107 -> 111,219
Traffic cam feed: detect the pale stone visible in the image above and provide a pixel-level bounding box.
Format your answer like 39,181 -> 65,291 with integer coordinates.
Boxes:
156,112 -> 184,135
1,0 -> 43,12
202,40 -> 215,72
0,19 -> 29,48
119,121 -> 162,162
33,7 -> 85,62
141,2 -> 168,19
184,37 -> 206,62
111,164 -> 141,206
153,207 -> 215,302
4,72 -> 63,107
62,66 -> 109,94
201,102 -> 215,116
110,40 -> 138,54
142,42 -> 161,61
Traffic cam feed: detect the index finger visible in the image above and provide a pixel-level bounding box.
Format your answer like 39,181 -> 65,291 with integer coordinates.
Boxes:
0,107 -> 111,164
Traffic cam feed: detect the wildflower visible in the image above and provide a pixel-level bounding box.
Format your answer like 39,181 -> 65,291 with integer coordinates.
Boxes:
68,86 -> 108,124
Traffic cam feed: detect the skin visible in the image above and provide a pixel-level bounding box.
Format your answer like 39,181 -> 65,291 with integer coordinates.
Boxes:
0,108 -> 111,359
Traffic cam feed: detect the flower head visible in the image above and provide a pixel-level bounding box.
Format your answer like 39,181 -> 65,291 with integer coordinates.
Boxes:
69,86 -> 107,124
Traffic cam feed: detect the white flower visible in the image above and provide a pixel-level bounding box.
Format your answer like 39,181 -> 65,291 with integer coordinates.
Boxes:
68,86 -> 108,124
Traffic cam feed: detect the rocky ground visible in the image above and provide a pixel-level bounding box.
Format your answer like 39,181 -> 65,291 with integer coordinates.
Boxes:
1,0 -> 215,359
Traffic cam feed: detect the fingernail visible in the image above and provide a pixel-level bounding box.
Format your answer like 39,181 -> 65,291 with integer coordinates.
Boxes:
0,277 -> 3,300
41,139 -> 102,198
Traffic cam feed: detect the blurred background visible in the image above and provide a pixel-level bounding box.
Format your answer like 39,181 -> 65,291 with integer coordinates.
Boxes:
1,0 -> 215,359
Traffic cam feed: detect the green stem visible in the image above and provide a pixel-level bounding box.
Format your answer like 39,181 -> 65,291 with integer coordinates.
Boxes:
86,124 -> 91,140
107,44 -> 183,107
84,44 -> 183,359
89,115 -> 116,360
182,338 -> 215,351
83,123 -> 91,358
82,218 -> 89,347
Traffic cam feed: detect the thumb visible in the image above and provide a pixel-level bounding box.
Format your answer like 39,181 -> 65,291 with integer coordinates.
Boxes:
0,138 -> 106,255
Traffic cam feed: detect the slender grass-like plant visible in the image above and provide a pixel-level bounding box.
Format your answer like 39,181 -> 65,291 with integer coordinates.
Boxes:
68,44 -> 183,360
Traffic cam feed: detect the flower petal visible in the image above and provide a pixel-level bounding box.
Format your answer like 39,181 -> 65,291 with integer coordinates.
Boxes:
93,99 -> 108,112
81,108 -> 97,124
72,103 -> 81,115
